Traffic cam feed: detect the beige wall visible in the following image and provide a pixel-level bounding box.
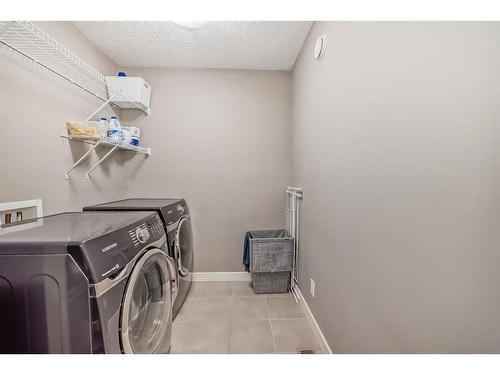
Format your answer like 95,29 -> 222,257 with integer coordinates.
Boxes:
113,67 -> 292,272
292,22 -> 500,353
0,22 -> 292,272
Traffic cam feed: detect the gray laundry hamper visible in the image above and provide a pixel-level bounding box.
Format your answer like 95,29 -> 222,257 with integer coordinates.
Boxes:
249,229 -> 294,294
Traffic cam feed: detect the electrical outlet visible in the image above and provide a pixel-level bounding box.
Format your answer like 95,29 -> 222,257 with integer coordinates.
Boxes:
310,278 -> 315,298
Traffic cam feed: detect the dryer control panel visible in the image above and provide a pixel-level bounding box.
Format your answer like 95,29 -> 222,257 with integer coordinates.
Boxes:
162,199 -> 189,227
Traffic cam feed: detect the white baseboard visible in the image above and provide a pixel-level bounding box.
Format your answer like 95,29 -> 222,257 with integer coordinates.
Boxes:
296,287 -> 333,354
191,272 -> 251,282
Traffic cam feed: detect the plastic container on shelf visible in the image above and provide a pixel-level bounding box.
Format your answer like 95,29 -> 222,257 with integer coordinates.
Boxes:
105,73 -> 152,113
122,126 -> 141,146
66,121 -> 107,140
120,127 -> 133,145
99,117 -> 108,127
107,116 -> 122,141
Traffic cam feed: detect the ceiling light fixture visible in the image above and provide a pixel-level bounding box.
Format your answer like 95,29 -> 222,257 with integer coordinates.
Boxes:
172,21 -> 208,29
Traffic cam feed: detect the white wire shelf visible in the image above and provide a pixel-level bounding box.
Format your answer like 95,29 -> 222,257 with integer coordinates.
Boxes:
0,21 -> 148,114
61,135 -> 151,154
61,135 -> 151,180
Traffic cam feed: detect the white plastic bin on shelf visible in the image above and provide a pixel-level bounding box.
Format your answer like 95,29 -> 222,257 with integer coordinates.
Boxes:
105,76 -> 152,114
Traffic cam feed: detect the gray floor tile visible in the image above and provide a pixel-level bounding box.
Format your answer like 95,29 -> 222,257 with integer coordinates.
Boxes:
170,321 -> 190,353
231,297 -> 269,320
197,297 -> 233,321
178,320 -> 230,354
232,281 -> 257,297
172,282 -> 322,354
229,320 -> 275,354
201,281 -> 233,298
173,297 -> 200,322
271,319 -> 320,354
266,294 -> 305,319
187,281 -> 204,298
232,280 -> 278,298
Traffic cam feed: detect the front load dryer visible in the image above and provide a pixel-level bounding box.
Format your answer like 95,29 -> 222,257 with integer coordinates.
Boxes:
84,198 -> 193,319
0,211 -> 176,354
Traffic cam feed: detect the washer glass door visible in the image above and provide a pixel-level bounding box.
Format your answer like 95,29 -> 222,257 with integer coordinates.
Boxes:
120,249 -> 173,354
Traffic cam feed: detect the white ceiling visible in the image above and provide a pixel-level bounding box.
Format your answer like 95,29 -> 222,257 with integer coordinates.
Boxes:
73,21 -> 312,71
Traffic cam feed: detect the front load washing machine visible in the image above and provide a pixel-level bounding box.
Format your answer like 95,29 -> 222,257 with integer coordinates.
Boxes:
84,198 -> 193,319
0,211 -> 176,354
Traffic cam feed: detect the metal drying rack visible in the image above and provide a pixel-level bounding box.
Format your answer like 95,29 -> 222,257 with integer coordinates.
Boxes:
286,186 -> 303,302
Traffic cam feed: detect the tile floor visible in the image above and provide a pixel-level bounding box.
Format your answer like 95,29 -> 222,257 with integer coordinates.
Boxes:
171,281 -> 322,354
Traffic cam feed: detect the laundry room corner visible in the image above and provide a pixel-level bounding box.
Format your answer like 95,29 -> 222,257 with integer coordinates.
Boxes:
112,67 -> 293,273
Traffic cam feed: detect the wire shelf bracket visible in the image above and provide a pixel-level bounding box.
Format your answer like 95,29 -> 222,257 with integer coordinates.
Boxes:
61,135 -> 152,180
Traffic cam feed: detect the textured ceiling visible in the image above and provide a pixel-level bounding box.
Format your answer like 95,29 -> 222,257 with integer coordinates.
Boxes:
73,21 -> 312,71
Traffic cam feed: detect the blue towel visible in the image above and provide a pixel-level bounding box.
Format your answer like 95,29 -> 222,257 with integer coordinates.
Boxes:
243,231 -> 253,272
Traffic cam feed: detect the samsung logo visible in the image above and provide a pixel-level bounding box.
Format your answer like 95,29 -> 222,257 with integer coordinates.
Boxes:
101,242 -> 118,253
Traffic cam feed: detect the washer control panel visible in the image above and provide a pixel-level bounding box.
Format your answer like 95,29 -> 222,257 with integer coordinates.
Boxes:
147,215 -> 164,238
79,212 -> 166,284
129,215 -> 164,247
136,227 -> 150,244
129,223 -> 148,247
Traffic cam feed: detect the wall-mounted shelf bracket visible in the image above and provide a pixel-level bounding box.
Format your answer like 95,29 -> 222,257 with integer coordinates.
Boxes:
61,135 -> 151,180
86,93 -> 117,121
85,145 -> 118,179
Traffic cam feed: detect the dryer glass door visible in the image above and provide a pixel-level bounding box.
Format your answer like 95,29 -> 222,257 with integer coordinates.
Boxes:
120,249 -> 173,354
174,216 -> 193,277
